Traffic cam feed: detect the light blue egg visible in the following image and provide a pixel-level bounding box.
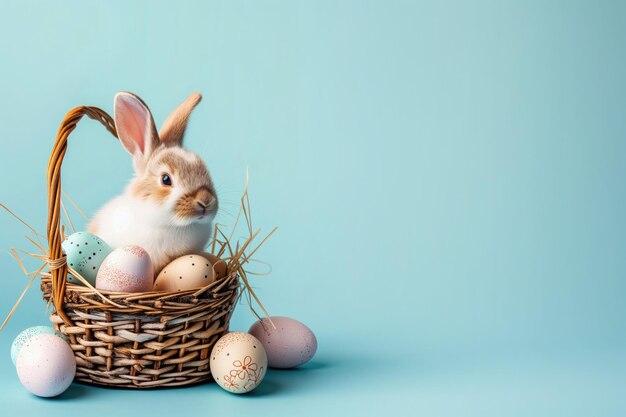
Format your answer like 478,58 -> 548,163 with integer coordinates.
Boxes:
11,325 -> 69,365
62,231 -> 112,285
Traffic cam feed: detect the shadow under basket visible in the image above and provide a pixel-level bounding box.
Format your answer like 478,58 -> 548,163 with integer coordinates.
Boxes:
39,106 -> 241,389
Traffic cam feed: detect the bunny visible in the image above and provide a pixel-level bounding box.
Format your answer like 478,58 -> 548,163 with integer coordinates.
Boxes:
88,92 -> 218,275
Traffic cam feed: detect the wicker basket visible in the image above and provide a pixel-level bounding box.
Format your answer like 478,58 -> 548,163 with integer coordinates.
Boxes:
40,106 -> 240,389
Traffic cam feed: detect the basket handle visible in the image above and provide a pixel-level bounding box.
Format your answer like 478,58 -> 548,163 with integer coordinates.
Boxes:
47,106 -> 117,325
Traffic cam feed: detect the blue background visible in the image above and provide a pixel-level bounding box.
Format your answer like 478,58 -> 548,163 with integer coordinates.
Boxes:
0,1 -> 624,415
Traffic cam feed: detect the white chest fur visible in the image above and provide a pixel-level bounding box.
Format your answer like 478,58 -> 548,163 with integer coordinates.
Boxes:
89,195 -> 213,273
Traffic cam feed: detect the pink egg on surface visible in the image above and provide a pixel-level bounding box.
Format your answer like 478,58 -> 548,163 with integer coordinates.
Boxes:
249,316 -> 317,369
96,245 -> 154,292
16,333 -> 76,397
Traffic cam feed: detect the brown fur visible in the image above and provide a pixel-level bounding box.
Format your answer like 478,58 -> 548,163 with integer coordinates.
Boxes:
159,93 -> 202,146
175,187 -> 215,219
130,146 -> 217,218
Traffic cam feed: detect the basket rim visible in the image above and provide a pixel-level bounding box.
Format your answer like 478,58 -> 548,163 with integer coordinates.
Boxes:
40,269 -> 238,297
40,270 -> 241,315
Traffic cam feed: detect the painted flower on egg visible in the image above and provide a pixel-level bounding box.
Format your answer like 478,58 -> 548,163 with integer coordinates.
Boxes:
223,356 -> 264,391
210,332 -> 267,394
223,375 -> 239,390
232,356 -> 259,380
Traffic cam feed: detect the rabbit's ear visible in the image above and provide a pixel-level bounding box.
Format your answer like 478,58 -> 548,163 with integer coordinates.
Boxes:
159,92 -> 202,147
114,92 -> 160,171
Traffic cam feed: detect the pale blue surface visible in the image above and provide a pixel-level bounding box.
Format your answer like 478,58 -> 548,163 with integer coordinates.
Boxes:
0,1 -> 625,415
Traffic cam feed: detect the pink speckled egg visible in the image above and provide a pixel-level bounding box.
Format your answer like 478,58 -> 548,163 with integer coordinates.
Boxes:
249,317 -> 317,369
16,333 -> 76,397
96,245 -> 154,292
210,332 -> 267,394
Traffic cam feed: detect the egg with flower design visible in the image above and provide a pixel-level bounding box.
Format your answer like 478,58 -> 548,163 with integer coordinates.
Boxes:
210,332 -> 267,394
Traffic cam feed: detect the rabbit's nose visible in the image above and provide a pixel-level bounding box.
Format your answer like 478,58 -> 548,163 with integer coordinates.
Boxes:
195,188 -> 213,209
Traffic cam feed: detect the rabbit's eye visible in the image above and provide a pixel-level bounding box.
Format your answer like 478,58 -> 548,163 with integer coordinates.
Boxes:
161,174 -> 173,186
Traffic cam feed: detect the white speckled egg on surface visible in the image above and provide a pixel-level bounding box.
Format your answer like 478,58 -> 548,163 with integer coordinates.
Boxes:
210,332 -> 267,394
153,254 -> 215,292
11,326 -> 68,365
16,333 -> 76,397
62,232 -> 112,285
96,245 -> 154,292
249,316 -> 317,369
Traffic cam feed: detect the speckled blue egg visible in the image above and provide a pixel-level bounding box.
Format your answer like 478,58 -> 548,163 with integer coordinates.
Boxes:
62,231 -> 112,285
11,326 -> 69,365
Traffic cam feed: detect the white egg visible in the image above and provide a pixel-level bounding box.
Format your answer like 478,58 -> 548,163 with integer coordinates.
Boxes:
210,332 -> 267,394
11,326 -> 68,366
16,333 -> 76,397
96,245 -> 154,292
153,254 -> 215,292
